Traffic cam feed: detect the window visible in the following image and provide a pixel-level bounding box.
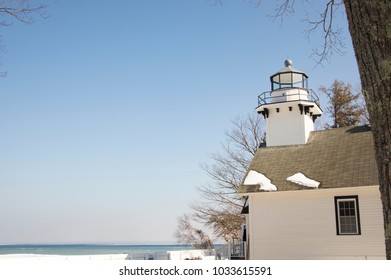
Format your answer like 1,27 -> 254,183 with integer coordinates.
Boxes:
334,196 -> 361,235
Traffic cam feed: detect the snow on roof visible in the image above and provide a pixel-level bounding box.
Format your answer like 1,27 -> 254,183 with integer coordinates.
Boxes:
286,172 -> 320,188
243,170 -> 277,191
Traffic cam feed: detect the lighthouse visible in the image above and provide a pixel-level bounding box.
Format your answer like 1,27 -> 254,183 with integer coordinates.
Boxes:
256,60 -> 322,147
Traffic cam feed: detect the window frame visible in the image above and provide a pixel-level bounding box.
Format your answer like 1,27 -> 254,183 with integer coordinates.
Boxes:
334,195 -> 361,236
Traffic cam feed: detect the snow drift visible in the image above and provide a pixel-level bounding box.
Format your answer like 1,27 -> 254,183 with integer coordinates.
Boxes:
286,172 -> 320,188
243,170 -> 277,191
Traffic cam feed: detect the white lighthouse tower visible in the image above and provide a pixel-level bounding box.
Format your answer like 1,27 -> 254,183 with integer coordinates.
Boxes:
257,59 -> 322,147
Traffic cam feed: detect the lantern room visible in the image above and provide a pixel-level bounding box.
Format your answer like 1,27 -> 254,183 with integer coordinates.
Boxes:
270,59 -> 308,90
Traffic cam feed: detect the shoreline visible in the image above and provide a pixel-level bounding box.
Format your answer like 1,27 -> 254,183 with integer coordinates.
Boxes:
0,254 -> 128,260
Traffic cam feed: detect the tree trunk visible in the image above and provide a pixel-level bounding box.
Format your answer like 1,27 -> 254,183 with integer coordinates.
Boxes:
343,0 -> 391,259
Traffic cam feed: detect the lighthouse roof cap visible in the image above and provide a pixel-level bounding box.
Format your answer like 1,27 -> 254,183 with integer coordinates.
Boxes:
272,59 -> 307,76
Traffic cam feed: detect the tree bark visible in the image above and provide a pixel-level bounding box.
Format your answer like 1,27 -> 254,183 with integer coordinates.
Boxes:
343,0 -> 391,259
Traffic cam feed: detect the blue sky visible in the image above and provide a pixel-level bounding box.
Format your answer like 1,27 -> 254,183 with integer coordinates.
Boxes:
0,0 -> 360,244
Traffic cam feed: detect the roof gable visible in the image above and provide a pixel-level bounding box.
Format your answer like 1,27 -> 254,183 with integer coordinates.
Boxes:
238,125 -> 378,193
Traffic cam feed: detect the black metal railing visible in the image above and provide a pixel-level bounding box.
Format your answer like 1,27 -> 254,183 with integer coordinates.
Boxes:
258,88 -> 320,107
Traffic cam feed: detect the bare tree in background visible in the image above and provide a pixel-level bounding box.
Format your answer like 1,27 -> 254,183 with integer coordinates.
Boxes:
176,114 -> 265,244
193,114 -> 264,241
175,214 -> 214,249
0,0 -> 46,75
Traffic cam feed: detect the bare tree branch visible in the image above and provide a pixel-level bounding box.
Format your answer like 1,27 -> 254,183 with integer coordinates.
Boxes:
0,1 -> 46,76
268,0 -> 296,26
176,114 -> 265,242
268,0 -> 346,64
0,0 -> 47,26
304,0 -> 345,63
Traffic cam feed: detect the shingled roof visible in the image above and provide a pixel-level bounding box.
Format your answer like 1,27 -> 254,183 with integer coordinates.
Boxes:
238,125 -> 378,193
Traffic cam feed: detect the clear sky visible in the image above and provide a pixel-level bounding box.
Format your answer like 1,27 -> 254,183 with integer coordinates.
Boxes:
0,0 -> 360,244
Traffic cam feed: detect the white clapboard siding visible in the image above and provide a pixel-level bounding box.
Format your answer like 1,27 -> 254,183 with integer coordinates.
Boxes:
248,186 -> 386,259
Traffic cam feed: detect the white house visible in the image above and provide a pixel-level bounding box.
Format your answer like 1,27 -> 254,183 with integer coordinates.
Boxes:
238,60 -> 386,260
